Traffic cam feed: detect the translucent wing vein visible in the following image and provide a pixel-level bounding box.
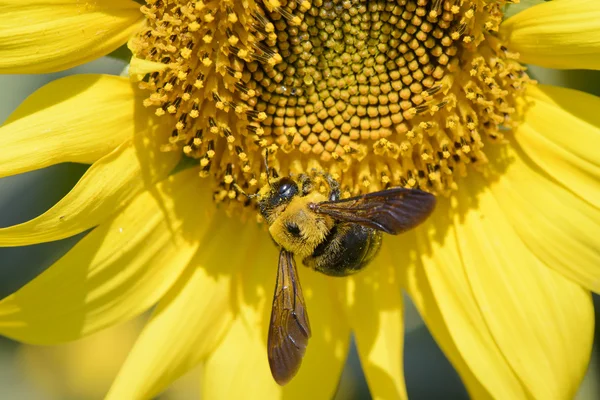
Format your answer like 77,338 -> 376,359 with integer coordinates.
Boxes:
310,187 -> 436,235
267,249 -> 311,385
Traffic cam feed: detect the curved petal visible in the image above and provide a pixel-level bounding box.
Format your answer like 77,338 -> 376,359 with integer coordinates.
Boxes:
406,180 -> 595,398
0,75 -> 146,178
202,234 -> 280,399
128,56 -> 168,82
488,140 -> 600,293
0,127 -> 179,246
0,168 -> 204,344
453,173 -> 595,398
501,0 -> 600,70
204,317 -> 281,399
344,244 -> 407,400
401,202 -> 526,399
0,0 -> 143,74
517,85 -> 600,209
105,217 -> 260,400
203,233 -> 350,399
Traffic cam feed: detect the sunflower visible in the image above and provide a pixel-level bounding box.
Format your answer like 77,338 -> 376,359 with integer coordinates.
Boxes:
1,0 -> 599,398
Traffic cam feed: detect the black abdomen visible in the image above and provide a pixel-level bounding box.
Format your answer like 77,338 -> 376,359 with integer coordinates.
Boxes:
303,223 -> 383,276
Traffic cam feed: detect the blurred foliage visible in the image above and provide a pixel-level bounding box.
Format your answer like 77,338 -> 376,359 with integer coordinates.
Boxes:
107,44 -> 133,64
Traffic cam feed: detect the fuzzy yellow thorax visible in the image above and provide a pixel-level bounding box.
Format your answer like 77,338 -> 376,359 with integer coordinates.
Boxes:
267,191 -> 332,258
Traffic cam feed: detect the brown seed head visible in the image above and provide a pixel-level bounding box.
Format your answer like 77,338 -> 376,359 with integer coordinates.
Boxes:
130,0 -> 530,207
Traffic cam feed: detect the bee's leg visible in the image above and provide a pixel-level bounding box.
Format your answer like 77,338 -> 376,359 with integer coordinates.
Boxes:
323,174 -> 340,201
310,170 -> 340,200
298,174 -> 313,195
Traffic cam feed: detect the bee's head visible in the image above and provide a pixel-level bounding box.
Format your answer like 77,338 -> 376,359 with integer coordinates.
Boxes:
257,176 -> 299,223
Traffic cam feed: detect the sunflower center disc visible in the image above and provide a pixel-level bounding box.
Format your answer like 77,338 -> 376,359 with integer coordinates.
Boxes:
131,0 -> 529,206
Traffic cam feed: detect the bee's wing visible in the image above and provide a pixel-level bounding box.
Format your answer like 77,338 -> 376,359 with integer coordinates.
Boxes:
309,187 -> 436,235
268,249 -> 311,386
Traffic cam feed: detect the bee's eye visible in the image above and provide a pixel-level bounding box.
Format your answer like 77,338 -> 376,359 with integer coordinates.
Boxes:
285,222 -> 301,237
276,178 -> 298,201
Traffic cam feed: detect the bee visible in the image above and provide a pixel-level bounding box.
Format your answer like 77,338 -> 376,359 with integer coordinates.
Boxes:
237,171 -> 436,385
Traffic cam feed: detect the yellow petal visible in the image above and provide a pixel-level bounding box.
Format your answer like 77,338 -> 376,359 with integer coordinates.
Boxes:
0,138 -> 177,246
345,244 -> 407,400
488,140 -> 600,293
501,0 -> 600,70
517,85 -> 600,209
128,56 -> 168,82
0,169 -> 204,344
401,203 -> 526,399
106,217 -> 260,400
453,174 -> 594,398
0,75 -> 145,178
204,233 -> 350,399
202,235 -> 280,399
0,0 -> 143,73
204,317 -> 281,399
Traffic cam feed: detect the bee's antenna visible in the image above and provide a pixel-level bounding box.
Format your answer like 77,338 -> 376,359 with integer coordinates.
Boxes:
233,183 -> 259,200
263,149 -> 273,189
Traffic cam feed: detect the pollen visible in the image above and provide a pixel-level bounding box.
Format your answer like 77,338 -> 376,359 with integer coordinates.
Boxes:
131,0 -> 529,207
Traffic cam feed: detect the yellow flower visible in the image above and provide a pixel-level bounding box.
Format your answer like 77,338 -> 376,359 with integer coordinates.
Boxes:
0,0 -> 599,398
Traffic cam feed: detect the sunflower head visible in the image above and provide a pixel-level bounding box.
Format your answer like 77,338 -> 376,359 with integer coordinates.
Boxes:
129,0 -> 530,215
1,0 -> 599,398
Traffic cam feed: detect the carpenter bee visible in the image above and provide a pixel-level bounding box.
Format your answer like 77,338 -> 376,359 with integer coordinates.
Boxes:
238,172 -> 436,385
